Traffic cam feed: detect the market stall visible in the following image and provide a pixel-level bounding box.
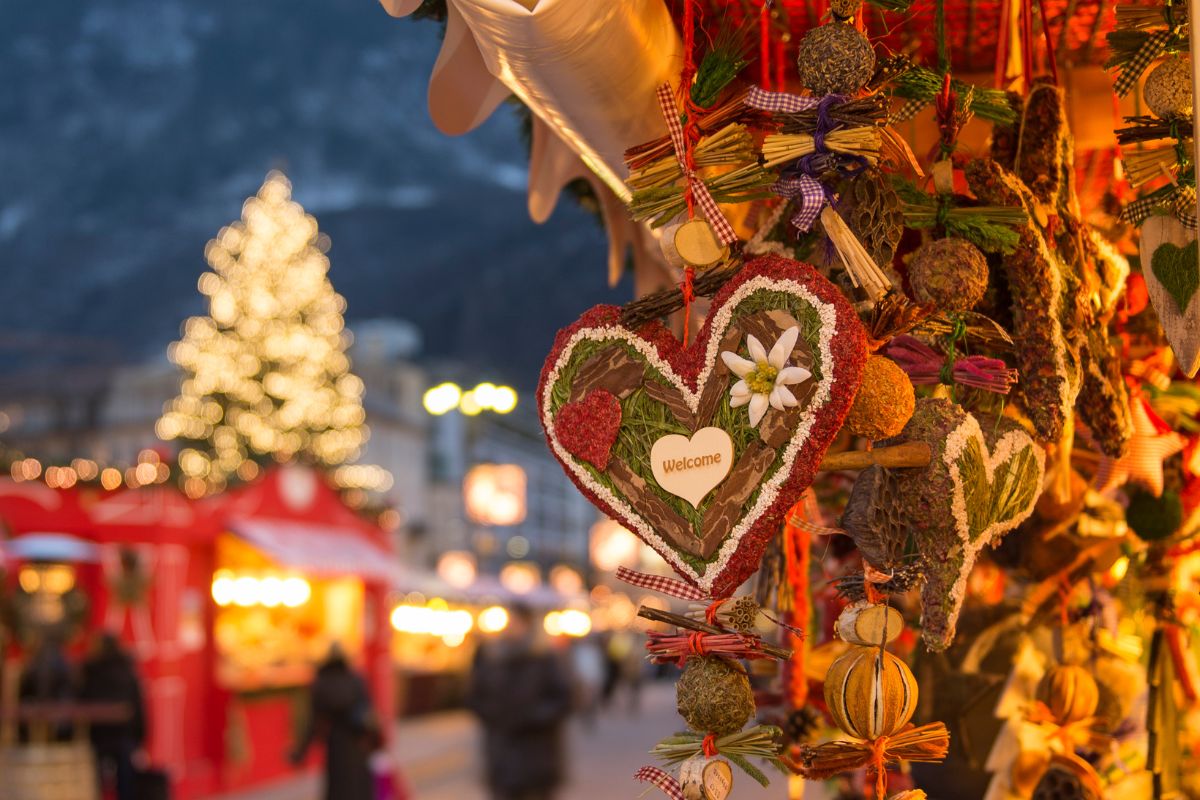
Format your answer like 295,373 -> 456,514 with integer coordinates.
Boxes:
0,465 -> 399,800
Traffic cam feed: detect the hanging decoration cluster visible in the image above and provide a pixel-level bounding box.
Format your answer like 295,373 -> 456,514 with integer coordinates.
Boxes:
373,0 -> 1200,795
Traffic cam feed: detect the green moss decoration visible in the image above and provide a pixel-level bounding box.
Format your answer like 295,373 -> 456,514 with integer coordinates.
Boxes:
1126,487 -> 1184,542
676,656 -> 755,735
1150,239 -> 1200,314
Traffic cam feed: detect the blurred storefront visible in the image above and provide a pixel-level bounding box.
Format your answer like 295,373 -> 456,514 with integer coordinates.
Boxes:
0,465 -> 397,800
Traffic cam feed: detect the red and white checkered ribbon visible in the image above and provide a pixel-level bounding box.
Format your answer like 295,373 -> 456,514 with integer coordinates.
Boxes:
744,85 -> 820,114
634,766 -> 686,800
655,83 -> 737,245
616,566 -> 708,601
744,87 -> 829,232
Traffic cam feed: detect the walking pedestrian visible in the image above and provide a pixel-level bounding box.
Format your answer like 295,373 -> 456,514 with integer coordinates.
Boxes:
467,603 -> 572,800
291,643 -> 378,800
79,633 -> 146,800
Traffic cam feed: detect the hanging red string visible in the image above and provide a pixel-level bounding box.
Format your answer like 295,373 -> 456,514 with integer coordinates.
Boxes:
773,36 -> 785,91
1036,0 -> 1060,86
783,497 -> 813,710
1020,0 -> 1035,91
995,0 -> 1011,88
682,264 -> 697,343
759,0 -> 772,90
678,0 -> 705,345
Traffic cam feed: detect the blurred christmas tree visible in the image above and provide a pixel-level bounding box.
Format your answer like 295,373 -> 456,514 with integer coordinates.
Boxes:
157,171 -> 367,494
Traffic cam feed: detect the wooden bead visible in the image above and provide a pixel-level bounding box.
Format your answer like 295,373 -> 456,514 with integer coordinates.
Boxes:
1037,665 -> 1100,724
823,645 -> 917,739
835,601 -> 904,647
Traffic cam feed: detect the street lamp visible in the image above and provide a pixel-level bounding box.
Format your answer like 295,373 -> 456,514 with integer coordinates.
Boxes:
422,381 -> 518,416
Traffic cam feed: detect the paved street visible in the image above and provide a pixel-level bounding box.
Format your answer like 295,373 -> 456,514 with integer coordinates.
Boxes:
213,680 -> 822,800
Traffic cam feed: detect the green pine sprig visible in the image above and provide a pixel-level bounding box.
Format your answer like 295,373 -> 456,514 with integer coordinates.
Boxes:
691,27 -> 750,109
891,67 -> 1017,126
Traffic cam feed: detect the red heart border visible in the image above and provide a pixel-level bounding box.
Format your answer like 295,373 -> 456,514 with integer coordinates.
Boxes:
537,255 -> 867,597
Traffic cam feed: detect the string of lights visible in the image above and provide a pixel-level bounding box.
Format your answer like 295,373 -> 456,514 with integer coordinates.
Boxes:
157,171 -> 370,494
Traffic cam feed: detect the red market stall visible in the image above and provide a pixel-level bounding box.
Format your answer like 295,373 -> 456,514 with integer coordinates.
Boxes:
0,465 -> 398,800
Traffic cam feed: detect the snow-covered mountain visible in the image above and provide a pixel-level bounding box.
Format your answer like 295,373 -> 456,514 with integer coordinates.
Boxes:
1,0 -> 627,387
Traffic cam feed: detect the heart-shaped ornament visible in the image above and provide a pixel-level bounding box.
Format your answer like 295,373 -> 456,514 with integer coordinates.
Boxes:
650,427 -> 734,508
845,398 -> 1045,650
539,256 -> 867,597
556,388 -> 622,469
1141,215 -> 1200,377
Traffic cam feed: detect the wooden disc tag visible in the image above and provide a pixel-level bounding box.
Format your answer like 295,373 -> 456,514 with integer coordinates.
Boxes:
674,218 -> 728,267
835,601 -> 903,647
680,755 -> 734,800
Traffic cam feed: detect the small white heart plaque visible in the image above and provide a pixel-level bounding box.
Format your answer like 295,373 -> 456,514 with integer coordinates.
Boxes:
650,427 -> 734,508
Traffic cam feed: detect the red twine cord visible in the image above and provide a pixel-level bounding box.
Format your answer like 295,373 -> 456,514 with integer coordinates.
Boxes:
702,733 -> 719,758
1021,0 -> 1035,90
682,265 -> 697,345
868,737 -> 889,800
783,497 -> 813,709
995,0 -> 1011,88
759,1 -> 772,90
644,631 -> 775,667
1036,0 -> 1060,86
704,597 -> 723,627
677,0 -> 704,345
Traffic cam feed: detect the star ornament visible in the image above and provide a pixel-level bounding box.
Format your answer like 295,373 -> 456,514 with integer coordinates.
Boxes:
1093,399 -> 1186,497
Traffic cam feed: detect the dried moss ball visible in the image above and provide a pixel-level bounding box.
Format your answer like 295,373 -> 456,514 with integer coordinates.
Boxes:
1143,54 -> 1193,119
1126,487 -> 1183,541
909,237 -> 989,310
676,656 -> 755,735
829,0 -> 863,20
796,23 -> 875,96
844,355 -> 915,440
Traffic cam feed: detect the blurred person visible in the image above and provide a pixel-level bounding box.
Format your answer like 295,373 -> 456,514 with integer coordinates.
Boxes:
604,629 -> 643,714
79,633 -> 146,800
291,643 -> 377,800
18,636 -> 75,742
467,603 -> 572,800
569,634 -> 605,729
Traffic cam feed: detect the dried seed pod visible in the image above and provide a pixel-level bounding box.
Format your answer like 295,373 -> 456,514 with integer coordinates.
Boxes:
829,0 -> 863,19
1143,53 -> 1193,119
908,238 -> 990,311
835,601 -> 904,647
823,645 -> 917,739
1031,763 -> 1100,800
829,168 -> 904,271
841,464 -> 908,569
796,23 -> 875,96
965,158 -> 1082,443
676,656 -> 755,735
843,354 -> 916,440
1037,664 -> 1100,724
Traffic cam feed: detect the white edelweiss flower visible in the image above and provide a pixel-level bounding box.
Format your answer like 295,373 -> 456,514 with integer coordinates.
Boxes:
720,325 -> 811,428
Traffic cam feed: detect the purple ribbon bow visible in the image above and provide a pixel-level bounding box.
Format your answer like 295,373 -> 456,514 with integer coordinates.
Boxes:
745,87 -> 851,233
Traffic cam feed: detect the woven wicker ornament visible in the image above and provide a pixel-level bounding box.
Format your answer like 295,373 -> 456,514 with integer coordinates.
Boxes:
824,645 -> 918,739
